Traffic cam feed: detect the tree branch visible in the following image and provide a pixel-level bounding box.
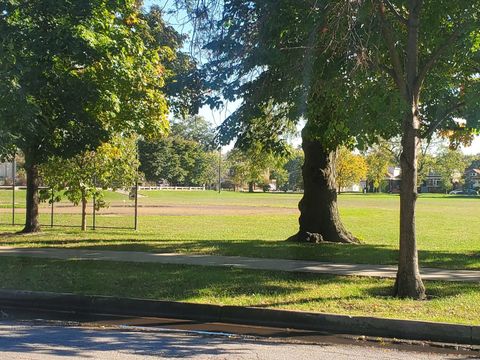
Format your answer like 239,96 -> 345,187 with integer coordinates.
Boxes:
422,101 -> 465,139
416,27 -> 466,90
377,1 -> 408,100
382,0 -> 408,26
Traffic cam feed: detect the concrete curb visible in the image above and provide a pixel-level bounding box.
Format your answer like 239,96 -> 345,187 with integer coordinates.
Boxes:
0,289 -> 478,345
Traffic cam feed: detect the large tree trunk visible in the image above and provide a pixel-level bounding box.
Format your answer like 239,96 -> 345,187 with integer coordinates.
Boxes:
22,161 -> 41,233
288,129 -> 359,244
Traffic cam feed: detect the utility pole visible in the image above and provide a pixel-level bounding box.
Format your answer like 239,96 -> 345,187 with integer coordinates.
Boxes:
50,189 -> 54,228
134,141 -> 139,230
134,181 -> 139,230
218,149 -> 222,194
92,176 -> 96,231
11,152 -> 16,226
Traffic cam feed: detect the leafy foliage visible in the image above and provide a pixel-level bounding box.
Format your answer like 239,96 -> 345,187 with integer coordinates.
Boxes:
225,146 -> 287,191
365,144 -> 393,191
198,0 -> 400,152
141,5 -> 206,117
139,116 -> 219,186
355,0 -> 480,139
170,115 -> 216,150
40,135 -> 139,229
0,0 -> 170,166
433,148 -> 469,192
336,148 -> 368,192
282,149 -> 304,191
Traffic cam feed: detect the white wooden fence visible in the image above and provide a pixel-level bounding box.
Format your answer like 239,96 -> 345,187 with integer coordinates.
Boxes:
139,186 -> 206,191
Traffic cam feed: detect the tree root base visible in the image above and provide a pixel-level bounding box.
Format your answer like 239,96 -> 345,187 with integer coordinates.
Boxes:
394,272 -> 426,300
286,231 -> 360,244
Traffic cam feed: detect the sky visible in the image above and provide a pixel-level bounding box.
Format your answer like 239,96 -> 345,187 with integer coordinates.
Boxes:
144,0 -> 480,156
461,137 -> 480,155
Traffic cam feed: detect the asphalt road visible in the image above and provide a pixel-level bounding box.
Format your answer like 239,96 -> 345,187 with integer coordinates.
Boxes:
0,323 -> 478,360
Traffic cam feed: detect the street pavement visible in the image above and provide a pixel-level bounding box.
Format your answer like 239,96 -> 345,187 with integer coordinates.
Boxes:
0,246 -> 479,282
0,323 -> 476,360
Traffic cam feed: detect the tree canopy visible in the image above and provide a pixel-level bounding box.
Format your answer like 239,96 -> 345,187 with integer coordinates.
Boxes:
139,116 -> 218,187
0,0 -> 171,232
0,0 -> 169,163
336,148 -> 367,193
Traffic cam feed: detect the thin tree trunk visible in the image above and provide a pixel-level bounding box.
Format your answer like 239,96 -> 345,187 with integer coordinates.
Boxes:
81,191 -> 87,231
394,111 -> 426,299
22,161 -> 41,233
288,127 -> 359,244
394,0 -> 426,299
248,182 -> 254,193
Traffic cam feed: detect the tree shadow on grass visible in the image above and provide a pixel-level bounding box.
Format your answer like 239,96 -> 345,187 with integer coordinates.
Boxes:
250,279 -> 479,309
0,233 -> 479,270
0,257 -> 306,301
1,256 -> 478,324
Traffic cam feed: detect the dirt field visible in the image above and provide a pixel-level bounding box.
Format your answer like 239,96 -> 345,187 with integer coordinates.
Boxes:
0,203 -> 297,216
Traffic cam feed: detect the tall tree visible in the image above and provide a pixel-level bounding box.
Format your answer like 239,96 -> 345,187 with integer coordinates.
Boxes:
226,146 -> 285,192
434,148 -> 468,192
139,115 -> 218,186
336,148 -> 368,193
193,0 -> 399,243
170,115 -> 215,150
0,0 -> 169,232
365,143 -> 393,192
139,136 -> 218,186
357,0 -> 480,298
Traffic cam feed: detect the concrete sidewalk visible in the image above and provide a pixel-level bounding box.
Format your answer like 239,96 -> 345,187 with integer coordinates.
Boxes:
0,247 -> 479,282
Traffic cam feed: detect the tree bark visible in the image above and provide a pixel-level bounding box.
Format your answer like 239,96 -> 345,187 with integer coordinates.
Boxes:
22,161 -> 41,233
395,112 -> 426,298
394,110 -> 426,299
394,0 -> 426,299
248,181 -> 254,193
288,128 -> 359,244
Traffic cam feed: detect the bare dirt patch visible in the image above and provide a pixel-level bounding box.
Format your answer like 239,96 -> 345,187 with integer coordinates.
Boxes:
0,204 -> 297,216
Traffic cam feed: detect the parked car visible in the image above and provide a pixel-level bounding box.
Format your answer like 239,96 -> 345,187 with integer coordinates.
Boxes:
449,190 -> 463,195
449,189 -> 479,195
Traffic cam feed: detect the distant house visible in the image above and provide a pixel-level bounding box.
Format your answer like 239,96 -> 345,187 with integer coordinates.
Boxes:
0,162 -> 15,185
364,166 -> 400,193
340,181 -> 366,193
465,168 -> 480,191
385,166 -> 401,193
420,171 -> 442,193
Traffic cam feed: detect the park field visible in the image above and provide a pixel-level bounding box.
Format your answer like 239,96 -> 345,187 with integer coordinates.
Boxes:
1,190 -> 480,325
0,190 -> 478,270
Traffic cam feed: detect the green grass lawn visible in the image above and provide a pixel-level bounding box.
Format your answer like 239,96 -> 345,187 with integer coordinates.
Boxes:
0,191 -> 478,269
137,189 -> 302,207
1,256 -> 479,325
1,190 -> 479,325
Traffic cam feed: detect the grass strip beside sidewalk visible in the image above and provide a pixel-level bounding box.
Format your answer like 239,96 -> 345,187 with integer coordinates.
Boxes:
0,256 -> 479,326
